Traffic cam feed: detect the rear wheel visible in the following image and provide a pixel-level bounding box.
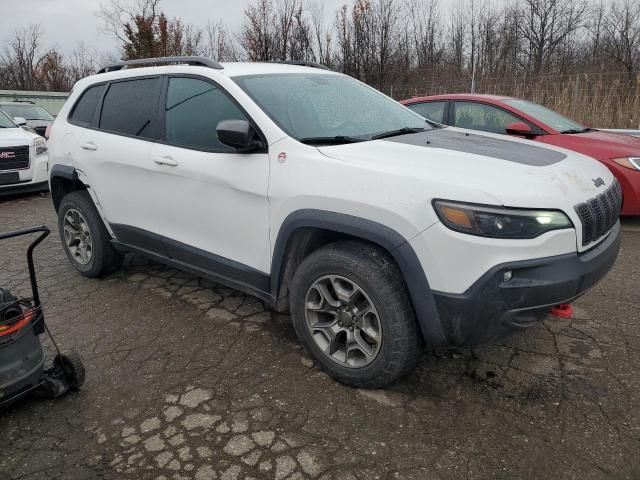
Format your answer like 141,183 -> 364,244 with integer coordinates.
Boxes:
290,241 -> 422,388
58,190 -> 122,277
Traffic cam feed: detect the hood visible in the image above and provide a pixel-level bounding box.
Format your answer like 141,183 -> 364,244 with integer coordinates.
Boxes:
547,130 -> 640,161
0,127 -> 37,148
317,127 -> 615,241
25,119 -> 51,128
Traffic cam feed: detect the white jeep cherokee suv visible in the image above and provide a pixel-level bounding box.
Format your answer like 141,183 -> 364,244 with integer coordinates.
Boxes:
0,109 -> 49,195
48,57 -> 621,387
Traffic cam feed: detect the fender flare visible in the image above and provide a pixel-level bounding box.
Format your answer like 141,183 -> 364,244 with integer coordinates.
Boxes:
270,209 -> 447,347
50,164 -> 79,182
49,164 -> 84,210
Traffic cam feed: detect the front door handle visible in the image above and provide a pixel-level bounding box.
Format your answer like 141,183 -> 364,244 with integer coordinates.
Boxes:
80,142 -> 97,151
153,156 -> 179,166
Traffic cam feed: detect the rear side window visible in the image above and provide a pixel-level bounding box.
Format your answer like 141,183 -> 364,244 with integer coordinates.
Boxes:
407,101 -> 446,124
453,101 -> 522,134
69,84 -> 106,127
164,77 -> 249,151
99,78 -> 161,139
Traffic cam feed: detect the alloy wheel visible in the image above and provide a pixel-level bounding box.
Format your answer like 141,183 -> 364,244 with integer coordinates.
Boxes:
304,275 -> 382,368
63,209 -> 93,265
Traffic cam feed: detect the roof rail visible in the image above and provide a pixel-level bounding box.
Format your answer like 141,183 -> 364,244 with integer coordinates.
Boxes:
97,56 -> 224,74
269,60 -> 332,71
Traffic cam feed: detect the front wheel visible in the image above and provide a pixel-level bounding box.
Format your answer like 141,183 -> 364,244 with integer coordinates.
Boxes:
290,241 -> 422,388
58,190 -> 122,277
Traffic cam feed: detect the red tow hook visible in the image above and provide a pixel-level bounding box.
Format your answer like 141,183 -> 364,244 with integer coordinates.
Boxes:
550,304 -> 573,319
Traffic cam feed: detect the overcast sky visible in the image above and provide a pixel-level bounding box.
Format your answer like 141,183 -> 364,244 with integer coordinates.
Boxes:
0,0 -> 348,57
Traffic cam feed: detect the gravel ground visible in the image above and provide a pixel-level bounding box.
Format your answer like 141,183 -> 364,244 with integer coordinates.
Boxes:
0,193 -> 639,480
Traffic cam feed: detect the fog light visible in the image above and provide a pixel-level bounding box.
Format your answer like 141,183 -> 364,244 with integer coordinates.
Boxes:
503,271 -> 513,282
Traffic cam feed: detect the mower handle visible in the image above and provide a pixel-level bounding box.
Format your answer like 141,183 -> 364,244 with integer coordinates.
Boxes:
0,226 -> 50,307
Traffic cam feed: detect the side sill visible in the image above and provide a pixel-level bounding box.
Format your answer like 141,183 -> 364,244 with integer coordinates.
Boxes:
111,240 -> 275,306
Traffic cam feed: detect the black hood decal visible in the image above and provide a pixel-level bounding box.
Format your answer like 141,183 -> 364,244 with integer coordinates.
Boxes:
384,129 -> 566,166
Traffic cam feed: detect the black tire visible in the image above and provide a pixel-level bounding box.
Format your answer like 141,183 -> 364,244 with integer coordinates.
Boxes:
58,190 -> 122,277
290,241 -> 422,388
53,350 -> 86,390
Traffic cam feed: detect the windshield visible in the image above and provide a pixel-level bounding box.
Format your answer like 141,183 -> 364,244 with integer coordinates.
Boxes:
0,110 -> 16,128
1,104 -> 54,121
233,73 -> 431,141
503,99 -> 586,133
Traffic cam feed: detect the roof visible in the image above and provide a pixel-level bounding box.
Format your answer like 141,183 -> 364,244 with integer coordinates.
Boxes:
402,93 -> 515,104
219,62 -> 338,77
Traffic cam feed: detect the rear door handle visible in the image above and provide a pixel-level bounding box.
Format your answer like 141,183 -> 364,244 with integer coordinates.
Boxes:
153,156 -> 179,167
80,142 -> 97,151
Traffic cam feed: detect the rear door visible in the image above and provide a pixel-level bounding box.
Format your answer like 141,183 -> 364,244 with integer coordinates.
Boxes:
406,101 -> 449,125
72,76 -> 165,252
150,75 -> 271,288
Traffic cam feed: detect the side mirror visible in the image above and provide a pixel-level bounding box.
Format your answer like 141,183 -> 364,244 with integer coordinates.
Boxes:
13,117 -> 27,127
217,120 -> 263,152
505,121 -> 534,137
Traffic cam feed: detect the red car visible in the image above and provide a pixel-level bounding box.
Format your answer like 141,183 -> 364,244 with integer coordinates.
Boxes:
402,94 -> 640,215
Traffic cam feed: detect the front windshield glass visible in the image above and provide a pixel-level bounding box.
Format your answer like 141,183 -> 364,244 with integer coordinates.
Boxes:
233,73 -> 430,141
0,110 -> 16,128
503,99 -> 586,133
1,104 -> 54,121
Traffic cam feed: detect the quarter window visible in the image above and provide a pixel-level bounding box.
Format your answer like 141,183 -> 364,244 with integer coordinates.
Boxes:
453,102 -> 523,134
69,84 -> 106,127
407,101 -> 446,124
99,78 -> 161,138
165,77 -> 249,151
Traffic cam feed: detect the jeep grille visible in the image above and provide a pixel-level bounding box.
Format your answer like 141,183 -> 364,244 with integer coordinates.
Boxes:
574,180 -> 622,246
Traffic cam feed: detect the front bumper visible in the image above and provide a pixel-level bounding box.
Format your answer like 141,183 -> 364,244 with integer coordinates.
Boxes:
0,180 -> 49,196
433,221 -> 621,346
0,153 -> 49,197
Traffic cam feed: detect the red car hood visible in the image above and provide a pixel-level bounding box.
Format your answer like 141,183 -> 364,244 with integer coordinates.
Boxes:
545,130 -> 640,161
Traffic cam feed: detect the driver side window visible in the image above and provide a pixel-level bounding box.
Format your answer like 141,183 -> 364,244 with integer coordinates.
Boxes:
453,102 -> 522,134
165,77 -> 249,152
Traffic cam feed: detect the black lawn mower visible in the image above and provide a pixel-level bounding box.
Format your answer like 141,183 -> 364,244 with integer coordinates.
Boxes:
0,226 -> 85,408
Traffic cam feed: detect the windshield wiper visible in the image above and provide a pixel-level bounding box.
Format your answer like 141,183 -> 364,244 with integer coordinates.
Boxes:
299,136 -> 365,145
371,127 -> 426,140
561,127 -> 592,134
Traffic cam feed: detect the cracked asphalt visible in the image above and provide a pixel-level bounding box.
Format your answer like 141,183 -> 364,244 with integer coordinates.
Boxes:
0,194 -> 639,480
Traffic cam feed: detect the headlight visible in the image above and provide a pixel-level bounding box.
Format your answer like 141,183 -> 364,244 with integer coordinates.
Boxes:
612,157 -> 640,171
34,137 -> 48,155
433,200 -> 573,239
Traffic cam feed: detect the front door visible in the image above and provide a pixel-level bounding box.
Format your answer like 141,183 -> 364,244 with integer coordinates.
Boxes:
150,75 -> 271,291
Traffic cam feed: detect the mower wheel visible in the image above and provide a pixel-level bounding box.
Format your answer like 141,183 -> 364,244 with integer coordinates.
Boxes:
53,350 -> 86,390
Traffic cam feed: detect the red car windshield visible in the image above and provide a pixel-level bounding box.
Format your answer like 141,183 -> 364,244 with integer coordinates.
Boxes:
503,99 -> 587,133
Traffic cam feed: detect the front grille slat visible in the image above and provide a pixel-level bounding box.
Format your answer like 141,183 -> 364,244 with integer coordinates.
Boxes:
0,146 -> 30,171
574,180 -> 622,246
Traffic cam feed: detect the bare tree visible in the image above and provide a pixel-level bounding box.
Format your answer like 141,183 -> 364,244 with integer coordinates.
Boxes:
240,0 -> 276,61
0,25 -> 47,90
205,21 -> 239,62
98,0 -> 161,44
601,0 -> 640,79
518,0 -> 588,75
309,2 -> 333,66
409,0 -> 441,69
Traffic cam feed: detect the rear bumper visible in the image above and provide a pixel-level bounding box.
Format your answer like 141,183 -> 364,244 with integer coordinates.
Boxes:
433,222 -> 621,346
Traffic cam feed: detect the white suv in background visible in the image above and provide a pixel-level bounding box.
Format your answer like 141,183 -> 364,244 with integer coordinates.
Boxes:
0,110 -> 49,195
47,57 -> 621,387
